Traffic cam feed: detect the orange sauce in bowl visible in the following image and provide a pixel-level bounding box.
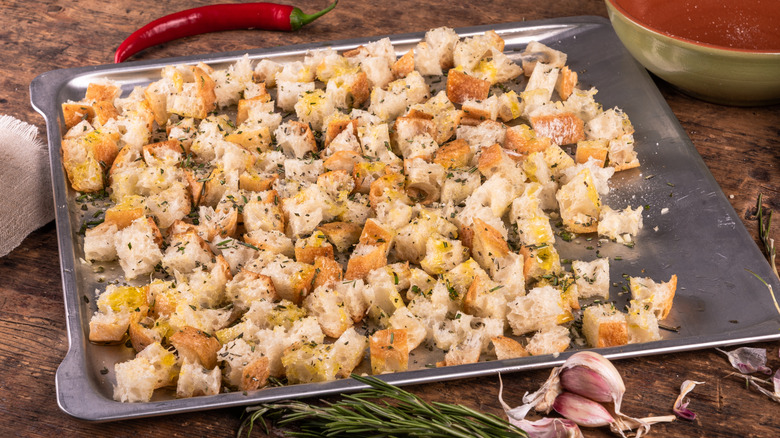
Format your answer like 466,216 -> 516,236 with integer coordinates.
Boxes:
612,0 -> 780,51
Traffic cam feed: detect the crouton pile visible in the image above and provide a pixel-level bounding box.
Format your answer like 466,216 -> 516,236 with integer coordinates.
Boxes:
61,27 -> 677,403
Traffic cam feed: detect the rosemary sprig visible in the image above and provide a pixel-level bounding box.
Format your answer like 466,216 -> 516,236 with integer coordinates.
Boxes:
755,193 -> 778,278
238,375 -> 527,438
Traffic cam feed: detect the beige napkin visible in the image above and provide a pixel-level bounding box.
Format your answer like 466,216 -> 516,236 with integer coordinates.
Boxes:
0,115 -> 54,257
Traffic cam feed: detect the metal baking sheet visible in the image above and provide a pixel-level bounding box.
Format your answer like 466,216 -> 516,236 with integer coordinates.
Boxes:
31,16 -> 780,422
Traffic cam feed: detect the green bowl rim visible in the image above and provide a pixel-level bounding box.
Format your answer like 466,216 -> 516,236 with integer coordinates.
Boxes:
604,0 -> 780,57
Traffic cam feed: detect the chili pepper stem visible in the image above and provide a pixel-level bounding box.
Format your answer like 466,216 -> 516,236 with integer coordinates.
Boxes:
290,0 -> 338,31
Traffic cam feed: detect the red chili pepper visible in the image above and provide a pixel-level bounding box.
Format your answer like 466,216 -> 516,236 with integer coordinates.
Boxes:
114,1 -> 338,63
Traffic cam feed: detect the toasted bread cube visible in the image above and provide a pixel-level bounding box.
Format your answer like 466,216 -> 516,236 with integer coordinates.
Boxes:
470,218 -> 510,272
526,325 -> 571,356
629,275 -> 677,320
239,170 -> 277,193
84,222 -> 120,263
497,91 -> 523,122
226,269 -> 278,310
598,205 -> 643,245
525,62 -> 560,102
115,217 -> 164,280
370,329 -> 409,374
446,69 -> 490,104
626,300 -> 662,343
161,229 -> 213,274
345,243 -> 387,280
62,102 -> 95,129
282,342 -> 339,383
166,66 -> 216,119
113,355 -> 158,402
61,129 -> 121,192
507,285 -> 571,335
176,360 -> 221,398
572,258 -> 610,300
226,123 -> 274,153
387,306 -> 426,351
294,230 -> 335,264
304,286 -> 351,338
463,273 -> 508,320
505,124 -> 552,157
582,303 -> 629,348
274,120 -> 317,159
244,229 -> 294,258
392,49 -> 415,78
556,167 -> 601,234
575,139 -> 609,166
240,356 -> 271,391
456,119 -> 506,150
556,65 -> 578,100
491,336 -> 529,360
521,41 -> 567,76
312,256 -> 343,289
317,221 -> 362,253
170,326 -> 222,370
331,327 -> 369,378
128,314 -> 165,353
608,134 -> 640,171
93,100 -> 120,125
236,94 -> 272,126
86,81 -> 121,103
420,234 -> 468,276
462,95 -> 499,122
530,112 -> 585,146
89,310 -> 132,343
432,139 -> 472,169
585,107 -> 634,141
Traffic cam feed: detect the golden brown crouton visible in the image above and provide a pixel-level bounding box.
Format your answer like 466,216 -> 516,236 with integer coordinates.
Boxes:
432,139 -> 472,169
369,173 -> 410,209
62,103 -> 95,129
556,65 -> 578,101
240,356 -> 270,391
236,90 -> 271,125
170,326 -> 222,370
323,150 -> 362,174
225,125 -> 273,152
345,244 -> 387,281
359,218 -> 395,251
491,336 -> 529,360
318,221 -> 363,253
324,118 -> 359,147
295,230 -> 335,264
575,139 -> 609,166
470,218 -> 510,272
392,49 -> 415,78
85,82 -> 121,103
238,170 -> 277,193
530,112 -> 585,146
504,124 -> 552,157
93,100 -> 120,125
312,256 -> 343,289
369,328 -> 409,374
446,69 -> 490,104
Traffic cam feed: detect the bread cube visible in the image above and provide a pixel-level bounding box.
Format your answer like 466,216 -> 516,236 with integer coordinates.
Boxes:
526,325 -> 571,356
276,80 -> 315,111
176,360 -> 221,398
317,221 -> 362,253
456,120 -> 505,151
608,134 -> 640,171
115,217 -> 164,280
507,285 -> 570,335
582,303 -> 628,348
304,285 -> 351,338
491,336 -> 529,360
575,139 -> 609,166
225,269 -> 278,310
556,167 -> 601,234
585,107 -> 634,141
113,355 -> 158,402
598,205 -> 643,245
84,222 -> 120,263
525,63 -> 560,102
446,69 -> 490,104
331,327 -> 369,378
388,306 -> 426,351
521,41 -> 567,76
420,234 -> 468,276
530,112 -> 585,146
169,326 -> 221,370
572,258 -> 610,300
626,300 -> 662,343
556,65 -> 578,100
629,274 -> 677,320
274,120 -> 317,159
370,329 -> 409,374
295,230 -> 335,264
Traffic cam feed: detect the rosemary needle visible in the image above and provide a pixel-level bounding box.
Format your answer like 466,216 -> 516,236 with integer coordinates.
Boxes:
238,375 -> 527,438
755,194 -> 778,278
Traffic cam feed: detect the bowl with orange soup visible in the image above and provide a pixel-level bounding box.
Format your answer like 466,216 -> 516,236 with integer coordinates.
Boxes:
604,0 -> 780,106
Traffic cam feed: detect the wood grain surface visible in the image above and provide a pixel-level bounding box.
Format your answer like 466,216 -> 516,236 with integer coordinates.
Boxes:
1,0 -> 778,437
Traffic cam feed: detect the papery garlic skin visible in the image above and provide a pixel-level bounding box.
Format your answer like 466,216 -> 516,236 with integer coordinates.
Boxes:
553,391 -> 614,427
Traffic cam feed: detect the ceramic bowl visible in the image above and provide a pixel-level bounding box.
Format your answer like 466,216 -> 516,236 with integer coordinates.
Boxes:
604,0 -> 780,106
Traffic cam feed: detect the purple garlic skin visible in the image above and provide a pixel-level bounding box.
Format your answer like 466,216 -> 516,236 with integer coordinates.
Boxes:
552,391 -> 614,427
560,366 -> 614,403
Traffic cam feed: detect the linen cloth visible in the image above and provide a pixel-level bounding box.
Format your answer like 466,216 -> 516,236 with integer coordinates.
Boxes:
0,115 -> 54,257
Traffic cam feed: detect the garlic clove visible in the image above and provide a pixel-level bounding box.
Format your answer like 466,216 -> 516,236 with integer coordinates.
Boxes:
559,365 -> 614,403
552,391 -> 614,427
510,417 -> 584,438
561,351 -> 626,412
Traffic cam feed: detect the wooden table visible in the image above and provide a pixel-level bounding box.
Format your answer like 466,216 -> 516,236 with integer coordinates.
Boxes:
1,0 -> 778,436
